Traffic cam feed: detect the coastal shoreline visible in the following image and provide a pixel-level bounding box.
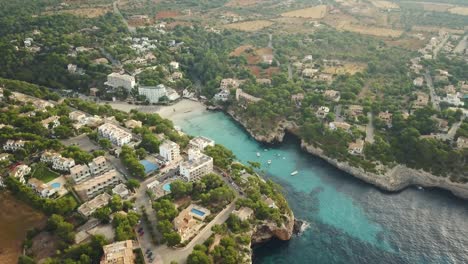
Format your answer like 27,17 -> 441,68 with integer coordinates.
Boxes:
223,109 -> 468,201
102,99 -> 468,200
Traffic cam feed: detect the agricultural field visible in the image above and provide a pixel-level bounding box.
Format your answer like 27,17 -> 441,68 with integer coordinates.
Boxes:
281,5 -> 328,19
155,10 -> 180,19
225,0 -> 265,7
335,22 -> 403,37
370,0 -> 400,9
43,7 -> 112,17
224,20 -> 274,31
448,6 -> 468,16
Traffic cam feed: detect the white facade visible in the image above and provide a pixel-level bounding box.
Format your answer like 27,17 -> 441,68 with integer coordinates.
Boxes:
159,140 -> 180,162
214,89 -> 230,101
179,150 -> 213,181
98,123 -> 132,147
70,156 -> 109,183
28,178 -> 56,198
138,85 -> 167,103
105,73 -> 136,91
3,140 -> 27,152
189,136 -> 215,151
41,116 -> 60,129
169,61 -> 179,70
75,169 -> 120,200
52,157 -> 75,171
441,93 -> 464,106
10,164 -> 31,183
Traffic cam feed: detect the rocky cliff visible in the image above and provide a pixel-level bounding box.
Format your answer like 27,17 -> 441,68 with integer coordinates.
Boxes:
300,141 -> 468,199
251,211 -> 296,244
226,110 -> 468,200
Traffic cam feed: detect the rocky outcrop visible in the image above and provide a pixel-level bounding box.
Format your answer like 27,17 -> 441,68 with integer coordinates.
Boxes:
251,211 -> 295,244
227,110 -> 293,143
301,141 -> 468,200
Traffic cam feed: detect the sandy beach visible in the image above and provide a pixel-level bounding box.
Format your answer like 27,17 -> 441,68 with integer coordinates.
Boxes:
102,99 -> 209,123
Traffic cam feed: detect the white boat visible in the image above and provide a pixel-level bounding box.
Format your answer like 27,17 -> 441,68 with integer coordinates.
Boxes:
267,160 -> 272,164
256,152 -> 260,157
264,149 -> 268,152
291,170 -> 298,176
283,157 -> 286,160
417,186 -> 424,190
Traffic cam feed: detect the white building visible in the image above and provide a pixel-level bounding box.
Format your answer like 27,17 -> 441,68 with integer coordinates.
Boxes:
179,149 -> 213,181
98,123 -> 132,147
159,140 -> 180,162
101,240 -> 135,264
41,116 -> 60,129
28,178 -> 56,198
52,156 -> 75,171
78,193 -> 112,216
413,77 -> 424,87
169,61 -> 179,70
10,164 -> 31,183
3,139 -> 27,152
70,156 -> 109,183
316,106 -> 330,118
214,89 -> 230,101
348,139 -> 364,155
74,169 -> 120,200
441,93 -> 464,107
167,88 -> 180,101
138,85 -> 167,103
41,151 -> 61,163
124,119 -> 142,129
189,136 -> 215,151
112,183 -> 130,199
105,73 -> 136,91
69,111 -> 87,123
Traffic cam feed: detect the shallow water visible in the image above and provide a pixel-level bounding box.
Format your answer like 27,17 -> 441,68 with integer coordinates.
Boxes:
175,111 -> 468,264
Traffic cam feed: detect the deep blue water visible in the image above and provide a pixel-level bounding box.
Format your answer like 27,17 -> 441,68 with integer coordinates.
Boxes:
174,111 -> 468,264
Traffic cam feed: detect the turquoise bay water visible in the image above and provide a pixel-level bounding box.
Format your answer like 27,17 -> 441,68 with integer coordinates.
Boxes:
175,111 -> 468,264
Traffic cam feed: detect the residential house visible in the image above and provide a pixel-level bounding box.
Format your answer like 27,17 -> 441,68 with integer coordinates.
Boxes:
52,156 -> 75,171
174,204 -> 211,241
220,78 -> 240,90
347,105 -> 364,119
3,139 -> 27,152
124,119 -> 142,129
213,89 -> 230,101
112,183 -> 130,199
413,77 -> 424,87
10,164 -> 31,183
348,139 -> 364,155
100,240 -> 135,264
169,61 -> 179,70
302,68 -> 318,78
441,93 -> 464,106
28,178 -> 56,198
413,92 -> 429,109
78,193 -> 112,216
41,116 -> 60,129
456,137 -> 468,149
323,90 -> 340,102
159,140 -> 180,162
329,122 -> 351,131
70,156 -> 109,183
98,123 -> 132,147
172,71 -> 183,80
69,111 -> 87,123
0,153 -> 10,162
232,207 -> 254,221
316,106 -> 330,119
378,111 -> 393,127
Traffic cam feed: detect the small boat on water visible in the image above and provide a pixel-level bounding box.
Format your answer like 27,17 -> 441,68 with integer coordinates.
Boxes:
291,170 -> 298,176
256,152 -> 261,157
264,149 -> 268,152
267,160 -> 272,164
282,157 -> 286,160
417,186 -> 424,190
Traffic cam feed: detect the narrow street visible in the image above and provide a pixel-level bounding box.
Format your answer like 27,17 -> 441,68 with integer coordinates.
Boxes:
365,112 -> 375,144
424,70 -> 440,112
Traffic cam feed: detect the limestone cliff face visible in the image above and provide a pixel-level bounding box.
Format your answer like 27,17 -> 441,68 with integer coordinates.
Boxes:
301,141 -> 468,199
226,109 -> 468,200
251,211 -> 295,244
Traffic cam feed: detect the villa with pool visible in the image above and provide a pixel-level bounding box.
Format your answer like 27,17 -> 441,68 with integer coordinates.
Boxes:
173,204 -> 211,242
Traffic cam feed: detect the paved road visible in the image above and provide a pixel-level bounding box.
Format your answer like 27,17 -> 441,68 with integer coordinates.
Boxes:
334,105 -> 343,122
424,70 -> 440,112
113,0 -> 135,33
433,34 -> 450,59
268,33 -> 273,49
446,117 -> 465,140
454,35 -> 467,54
365,112 -> 375,144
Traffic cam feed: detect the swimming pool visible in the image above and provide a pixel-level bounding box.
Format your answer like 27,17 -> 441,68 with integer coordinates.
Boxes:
139,160 -> 159,174
51,182 -> 61,189
191,208 -> 206,217
162,183 -> 171,192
